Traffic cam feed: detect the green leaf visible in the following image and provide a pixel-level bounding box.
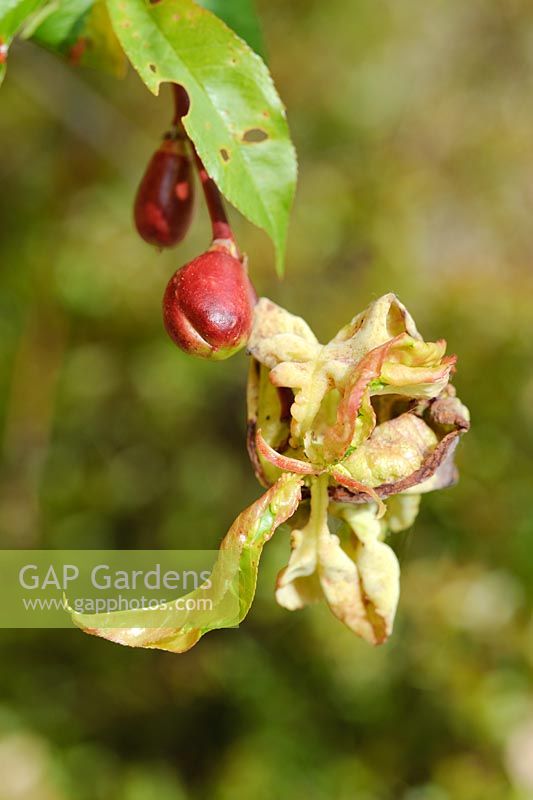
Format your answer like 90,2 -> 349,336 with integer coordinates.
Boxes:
106,0 -> 297,276
30,0 -> 126,76
196,0 -> 266,60
30,0 -> 93,48
71,474 -> 302,652
82,1 -> 127,75
18,1 -> 59,39
0,0 -> 46,85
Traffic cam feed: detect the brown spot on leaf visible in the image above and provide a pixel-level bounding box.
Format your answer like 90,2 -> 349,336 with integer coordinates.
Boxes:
242,128 -> 268,143
220,148 -> 230,162
149,63 -> 157,73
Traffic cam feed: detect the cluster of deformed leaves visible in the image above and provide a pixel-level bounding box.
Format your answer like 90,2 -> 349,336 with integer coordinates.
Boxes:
75,294 -> 469,650
246,293 -> 469,644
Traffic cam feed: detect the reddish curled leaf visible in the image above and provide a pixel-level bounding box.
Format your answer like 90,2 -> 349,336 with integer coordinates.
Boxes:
255,428 -> 317,475
321,338 -> 395,462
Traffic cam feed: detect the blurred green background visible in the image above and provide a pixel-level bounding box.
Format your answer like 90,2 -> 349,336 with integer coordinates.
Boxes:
1,0 -> 533,798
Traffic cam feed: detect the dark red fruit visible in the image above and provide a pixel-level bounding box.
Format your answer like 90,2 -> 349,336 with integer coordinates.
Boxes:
163,247 -> 257,360
134,137 -> 194,247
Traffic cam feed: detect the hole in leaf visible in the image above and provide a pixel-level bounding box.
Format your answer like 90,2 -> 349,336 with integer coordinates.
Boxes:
173,84 -> 190,116
242,128 -> 268,143
220,148 -> 230,162
149,63 -> 157,73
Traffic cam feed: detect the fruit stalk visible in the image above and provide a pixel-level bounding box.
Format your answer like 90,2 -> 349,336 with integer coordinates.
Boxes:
193,151 -> 236,253
173,83 -> 234,249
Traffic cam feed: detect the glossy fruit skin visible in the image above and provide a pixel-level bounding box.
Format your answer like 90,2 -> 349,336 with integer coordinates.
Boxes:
163,249 -> 256,360
134,138 -> 194,247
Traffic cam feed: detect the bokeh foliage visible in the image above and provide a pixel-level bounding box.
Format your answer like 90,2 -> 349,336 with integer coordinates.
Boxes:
1,0 -> 533,798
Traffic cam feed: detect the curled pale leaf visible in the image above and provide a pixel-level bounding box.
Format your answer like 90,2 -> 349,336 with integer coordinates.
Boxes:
248,297 -> 341,451
275,527 -> 322,611
329,492 -> 422,537
341,413 -> 439,488
383,493 -> 421,533
337,387 -> 469,503
247,298 -> 319,368
379,335 -> 456,397
72,474 -> 302,652
277,477 -> 400,644
336,504 -> 400,644
276,475 -> 330,611
325,292 -> 421,371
